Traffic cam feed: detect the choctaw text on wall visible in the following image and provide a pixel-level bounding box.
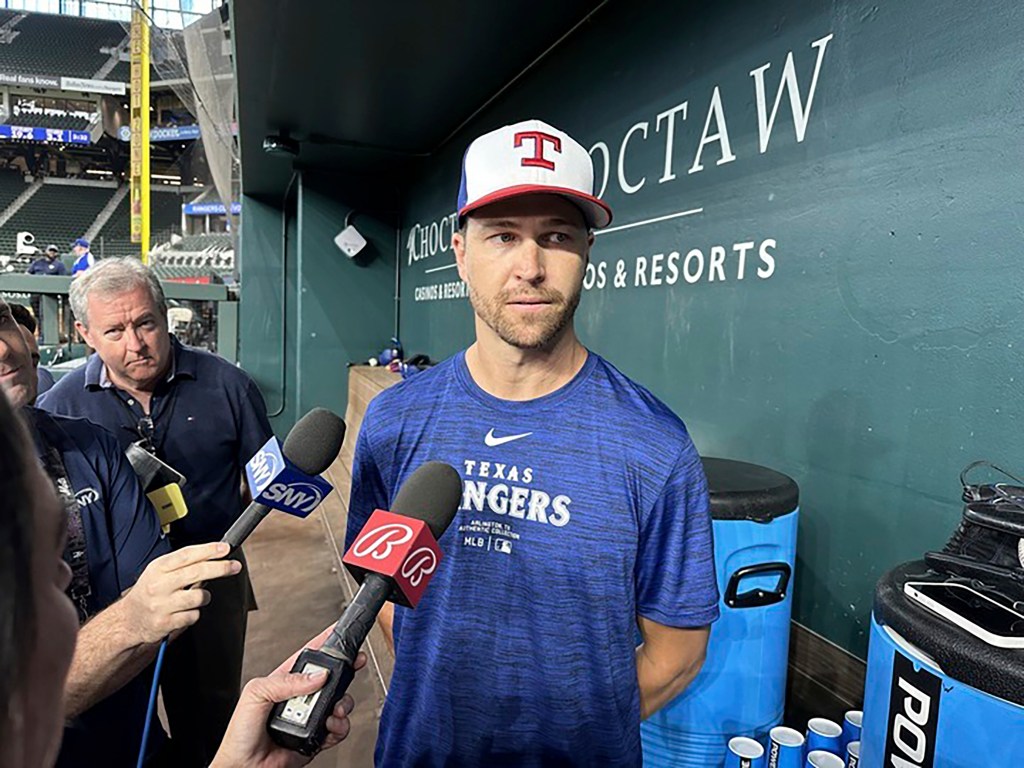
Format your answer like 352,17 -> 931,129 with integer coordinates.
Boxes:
409,32 -> 834,302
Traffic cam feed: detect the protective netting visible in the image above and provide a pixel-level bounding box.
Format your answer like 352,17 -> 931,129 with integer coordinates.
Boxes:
119,2 -> 238,267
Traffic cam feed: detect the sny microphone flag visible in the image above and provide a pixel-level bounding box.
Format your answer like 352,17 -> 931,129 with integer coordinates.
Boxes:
342,509 -> 442,608
245,435 -> 333,517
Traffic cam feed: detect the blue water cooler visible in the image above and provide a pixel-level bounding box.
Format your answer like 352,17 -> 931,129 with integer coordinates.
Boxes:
641,458 -> 800,767
861,560 -> 1024,767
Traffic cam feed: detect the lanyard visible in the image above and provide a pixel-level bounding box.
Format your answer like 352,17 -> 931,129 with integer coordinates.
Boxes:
108,384 -> 180,459
38,439 -> 92,624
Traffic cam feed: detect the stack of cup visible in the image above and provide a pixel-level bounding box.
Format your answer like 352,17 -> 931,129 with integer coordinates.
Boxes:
841,710 -> 862,746
805,718 -> 843,754
805,752 -> 844,767
841,710 -> 862,767
726,737 -> 766,768
767,726 -> 805,767
845,742 -> 860,767
730,707 -> 863,768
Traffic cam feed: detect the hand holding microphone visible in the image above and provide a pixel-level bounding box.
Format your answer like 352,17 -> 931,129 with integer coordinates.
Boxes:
267,461 -> 464,756
121,541 -> 242,644
210,625 -> 367,768
122,409 -> 347,646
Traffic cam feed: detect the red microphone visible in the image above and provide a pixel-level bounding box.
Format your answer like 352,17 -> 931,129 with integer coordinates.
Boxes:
343,508 -> 441,607
267,461 -> 463,756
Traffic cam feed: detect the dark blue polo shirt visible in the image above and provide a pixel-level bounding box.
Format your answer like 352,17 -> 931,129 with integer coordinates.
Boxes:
27,256 -> 69,275
29,408 -> 171,768
38,336 -> 274,546
37,365 -> 55,394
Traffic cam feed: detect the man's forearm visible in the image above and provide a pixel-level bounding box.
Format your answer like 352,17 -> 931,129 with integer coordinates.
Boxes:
635,644 -> 705,719
64,599 -> 158,717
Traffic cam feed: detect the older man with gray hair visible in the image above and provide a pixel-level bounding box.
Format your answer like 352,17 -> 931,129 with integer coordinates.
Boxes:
38,257 -> 274,767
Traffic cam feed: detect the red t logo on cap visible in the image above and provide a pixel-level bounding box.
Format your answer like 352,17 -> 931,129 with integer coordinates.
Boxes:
514,131 -> 561,171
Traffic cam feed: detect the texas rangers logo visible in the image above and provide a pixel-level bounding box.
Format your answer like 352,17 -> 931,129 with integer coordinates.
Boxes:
352,522 -> 414,560
514,130 -> 561,170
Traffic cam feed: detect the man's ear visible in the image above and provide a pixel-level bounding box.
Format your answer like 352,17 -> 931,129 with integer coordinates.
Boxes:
75,321 -> 92,348
453,230 -> 469,283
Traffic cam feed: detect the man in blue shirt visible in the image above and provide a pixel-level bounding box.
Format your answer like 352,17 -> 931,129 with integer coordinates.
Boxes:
0,296 -> 242,767
28,243 -> 69,276
38,257 -> 274,767
70,237 -> 94,276
347,119 -> 719,767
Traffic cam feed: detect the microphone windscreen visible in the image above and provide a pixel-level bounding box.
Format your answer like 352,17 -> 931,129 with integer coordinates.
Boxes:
282,407 -> 346,475
391,461 -> 463,540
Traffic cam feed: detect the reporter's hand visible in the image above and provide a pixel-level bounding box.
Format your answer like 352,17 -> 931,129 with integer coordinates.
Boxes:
210,625 -> 367,768
121,541 -> 241,644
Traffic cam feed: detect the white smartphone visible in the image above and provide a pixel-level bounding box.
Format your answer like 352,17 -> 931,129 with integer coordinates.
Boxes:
904,581 -> 1024,649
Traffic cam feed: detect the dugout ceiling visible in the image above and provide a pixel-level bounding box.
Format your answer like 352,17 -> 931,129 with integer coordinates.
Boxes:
232,0 -> 608,203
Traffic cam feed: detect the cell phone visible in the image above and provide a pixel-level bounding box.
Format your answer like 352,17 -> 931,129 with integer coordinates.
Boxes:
125,442 -> 187,491
903,581 -> 1024,649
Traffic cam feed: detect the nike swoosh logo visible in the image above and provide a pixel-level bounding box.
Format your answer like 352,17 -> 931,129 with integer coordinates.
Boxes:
484,428 -> 533,447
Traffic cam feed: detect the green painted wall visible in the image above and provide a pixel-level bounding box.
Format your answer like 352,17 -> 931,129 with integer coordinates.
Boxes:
239,171 -> 396,435
396,0 -> 1024,656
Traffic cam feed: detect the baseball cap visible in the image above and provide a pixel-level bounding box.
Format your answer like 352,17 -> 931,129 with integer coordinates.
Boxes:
73,237 -> 89,249
457,119 -> 612,230
45,244 -> 58,253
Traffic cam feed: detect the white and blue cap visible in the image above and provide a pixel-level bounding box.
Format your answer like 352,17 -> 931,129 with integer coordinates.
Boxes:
457,119 -> 612,230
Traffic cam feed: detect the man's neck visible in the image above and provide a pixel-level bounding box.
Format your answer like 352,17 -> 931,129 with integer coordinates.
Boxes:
464,325 -> 587,401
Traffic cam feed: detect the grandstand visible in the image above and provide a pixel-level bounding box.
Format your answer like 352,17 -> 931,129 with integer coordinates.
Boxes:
94,188 -> 183,257
5,113 -> 92,131
0,169 -> 28,211
0,13 -> 126,79
0,182 -> 114,258
0,7 -> 233,279
106,59 -> 164,84
150,231 -> 235,277
173,233 -> 231,251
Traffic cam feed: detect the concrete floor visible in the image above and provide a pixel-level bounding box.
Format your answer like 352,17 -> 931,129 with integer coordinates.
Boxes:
241,369 -> 399,768
240,499 -> 384,768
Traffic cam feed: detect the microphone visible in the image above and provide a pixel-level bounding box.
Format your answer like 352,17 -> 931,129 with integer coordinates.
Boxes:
221,407 -> 346,550
267,461 -> 463,756
125,442 -> 189,532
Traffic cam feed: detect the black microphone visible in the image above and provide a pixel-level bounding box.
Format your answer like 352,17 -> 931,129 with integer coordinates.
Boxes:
267,461 -> 463,756
221,407 -> 346,550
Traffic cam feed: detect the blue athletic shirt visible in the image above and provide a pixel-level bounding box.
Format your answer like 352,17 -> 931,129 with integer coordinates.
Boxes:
71,251 -> 94,275
346,350 -> 719,768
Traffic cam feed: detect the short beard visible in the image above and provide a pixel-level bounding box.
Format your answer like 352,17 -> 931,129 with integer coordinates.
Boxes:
469,282 -> 582,351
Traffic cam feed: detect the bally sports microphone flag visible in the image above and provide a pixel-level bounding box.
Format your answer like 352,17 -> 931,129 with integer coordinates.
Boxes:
342,508 -> 442,608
